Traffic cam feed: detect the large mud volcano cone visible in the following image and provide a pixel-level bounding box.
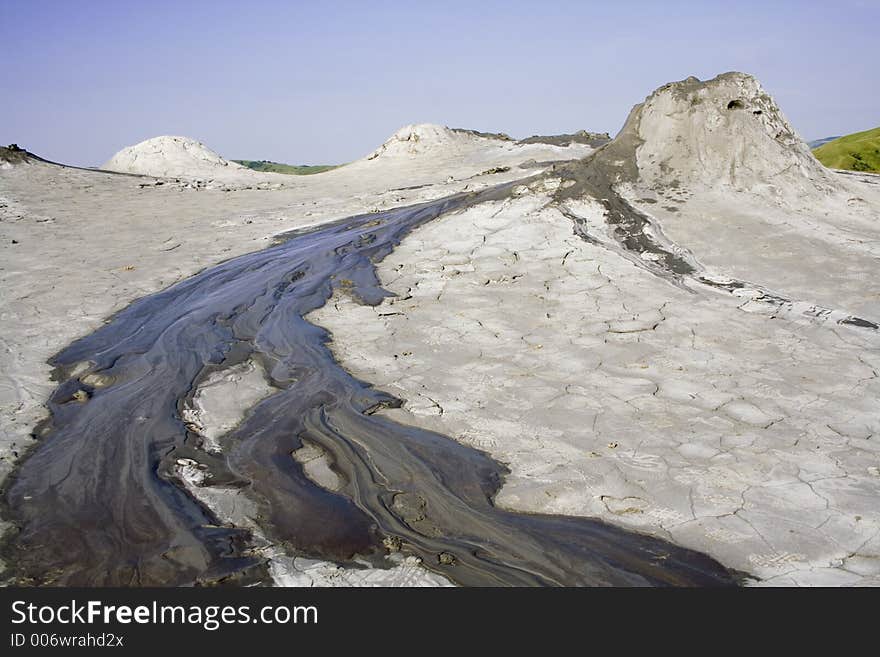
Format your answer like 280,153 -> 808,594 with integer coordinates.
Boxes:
593,72 -> 834,195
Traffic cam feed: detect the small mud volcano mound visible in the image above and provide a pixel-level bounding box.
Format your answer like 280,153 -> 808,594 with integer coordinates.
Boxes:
102,135 -> 249,178
364,124 -> 510,161
580,72 -> 834,195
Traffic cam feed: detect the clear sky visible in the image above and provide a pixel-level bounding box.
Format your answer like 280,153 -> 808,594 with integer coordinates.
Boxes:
2,0 -> 877,167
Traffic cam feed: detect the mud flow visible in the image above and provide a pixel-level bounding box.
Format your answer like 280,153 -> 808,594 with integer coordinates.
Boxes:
2,183 -> 739,587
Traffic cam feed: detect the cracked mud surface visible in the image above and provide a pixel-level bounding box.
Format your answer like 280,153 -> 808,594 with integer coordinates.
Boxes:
314,176 -> 880,586
1,184 -> 737,586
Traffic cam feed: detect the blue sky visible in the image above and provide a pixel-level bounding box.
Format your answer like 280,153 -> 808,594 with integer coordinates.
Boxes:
2,0 -> 877,166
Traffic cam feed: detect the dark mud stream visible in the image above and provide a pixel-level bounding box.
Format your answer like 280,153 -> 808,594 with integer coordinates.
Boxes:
2,183 -> 739,586
554,153 -> 880,331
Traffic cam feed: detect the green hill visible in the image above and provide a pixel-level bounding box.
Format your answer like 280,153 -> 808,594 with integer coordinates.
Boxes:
233,160 -> 340,175
812,127 -> 880,173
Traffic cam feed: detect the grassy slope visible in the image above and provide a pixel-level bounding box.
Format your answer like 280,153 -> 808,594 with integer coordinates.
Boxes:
812,126 -> 880,173
233,160 -> 340,175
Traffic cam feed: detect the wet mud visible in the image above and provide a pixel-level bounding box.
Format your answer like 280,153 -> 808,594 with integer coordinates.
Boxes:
1,183 -> 740,587
554,151 -> 879,331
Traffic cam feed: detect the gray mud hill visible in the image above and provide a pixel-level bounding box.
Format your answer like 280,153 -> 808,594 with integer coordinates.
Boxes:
558,73 -> 833,196
102,135 -> 246,175
519,130 -> 611,148
101,135 -> 294,186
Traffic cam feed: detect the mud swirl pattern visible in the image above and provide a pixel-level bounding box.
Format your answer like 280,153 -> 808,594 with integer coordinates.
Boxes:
1,184 -> 739,586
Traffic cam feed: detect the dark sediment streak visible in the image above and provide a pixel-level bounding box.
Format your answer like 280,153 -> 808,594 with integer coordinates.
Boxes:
1,183 -> 739,586
554,145 -> 880,331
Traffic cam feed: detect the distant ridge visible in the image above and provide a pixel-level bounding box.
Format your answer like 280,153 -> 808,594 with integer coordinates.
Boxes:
808,136 -> 841,149
518,130 -> 611,148
0,144 -> 32,165
233,160 -> 339,175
